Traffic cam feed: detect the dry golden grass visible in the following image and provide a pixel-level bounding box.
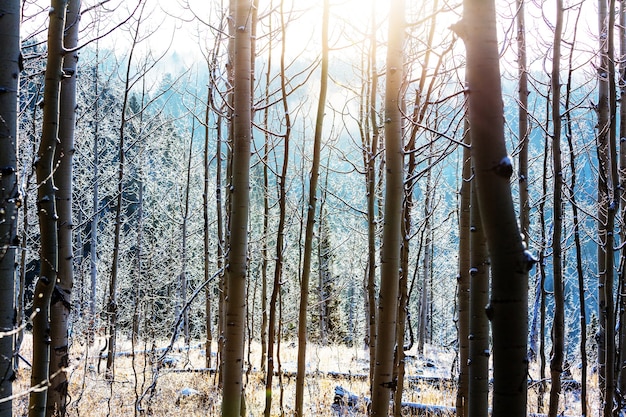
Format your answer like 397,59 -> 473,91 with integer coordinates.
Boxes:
12,335 -> 595,416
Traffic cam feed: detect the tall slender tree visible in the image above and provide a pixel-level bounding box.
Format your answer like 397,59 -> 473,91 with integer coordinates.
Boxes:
30,1 -> 68,416
362,0 -> 379,385
0,2 -> 20,415
619,0 -> 626,403
597,1 -> 617,414
370,0 -> 405,413
106,2 -> 148,378
264,2 -> 292,414
563,9 -> 588,411
48,1 -> 80,414
548,2 -> 564,415
221,0 -> 252,414
457,0 -> 532,414
295,0 -> 329,414
516,1 -> 530,248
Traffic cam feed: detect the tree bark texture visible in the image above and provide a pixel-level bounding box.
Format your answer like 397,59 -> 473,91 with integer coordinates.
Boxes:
48,1 -> 80,414
619,0 -> 626,405
30,2 -> 68,416
468,170 -> 489,417
456,125 -> 471,417
459,0 -> 531,415
0,2 -> 20,415
222,0 -> 252,414
370,0 -> 404,414
597,1 -> 617,415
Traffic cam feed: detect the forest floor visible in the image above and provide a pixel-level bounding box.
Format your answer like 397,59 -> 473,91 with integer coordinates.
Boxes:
12,334 -> 594,416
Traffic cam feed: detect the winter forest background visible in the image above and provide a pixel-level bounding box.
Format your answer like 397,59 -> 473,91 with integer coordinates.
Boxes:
0,0 -> 624,416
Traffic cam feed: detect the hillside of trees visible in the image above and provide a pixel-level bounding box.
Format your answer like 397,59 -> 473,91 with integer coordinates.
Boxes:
1,0 -> 625,416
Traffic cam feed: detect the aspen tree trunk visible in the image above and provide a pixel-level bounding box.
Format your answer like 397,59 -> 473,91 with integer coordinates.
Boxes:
597,1 -> 617,414
219,0 -> 237,385
370,0 -> 404,414
215,107 -> 225,379
106,1 -> 146,379
180,128 -> 194,347
619,0 -> 626,404
418,176 -> 432,356
30,2 -> 68,416
537,121 -> 550,411
204,63 -> 213,368
260,125 -> 268,375
468,167 -> 489,417
205,29 -> 227,366
264,3 -> 292,415
48,1 -> 80,414
516,0 -> 536,362
564,23 -> 588,413
295,0 -> 329,414
516,0 -> 530,248
259,4 -> 273,373
456,125 -> 471,417
597,0 -> 609,401
548,2 -> 564,415
0,2 -> 20,415
364,0 -> 379,384
395,7 -> 440,412
457,0 -> 531,414
605,3 -> 619,415
221,0 -> 252,414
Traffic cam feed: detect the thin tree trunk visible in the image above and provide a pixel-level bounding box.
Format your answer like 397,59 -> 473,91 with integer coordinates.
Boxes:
204,59 -> 213,369
106,114 -> 123,380
516,0 -> 537,364
131,147 -> 144,417
295,0 -> 329,414
457,0 -> 531,414
264,3 -> 292,415
30,2 -> 68,416
370,0 -> 404,413
106,1 -> 146,379
563,10 -> 587,410
0,2 -> 20,415
418,171 -> 433,357
548,2 -> 564,415
537,108 -> 550,412
180,121 -> 194,347
47,2 -> 80,414
259,2 -> 272,374
221,0 -> 252,413
364,0 -> 379,386
395,6 -> 440,413
619,0 -> 626,406
516,1 -> 530,249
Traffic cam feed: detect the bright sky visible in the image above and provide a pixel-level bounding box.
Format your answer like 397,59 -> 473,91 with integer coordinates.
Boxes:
20,0 -> 602,89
